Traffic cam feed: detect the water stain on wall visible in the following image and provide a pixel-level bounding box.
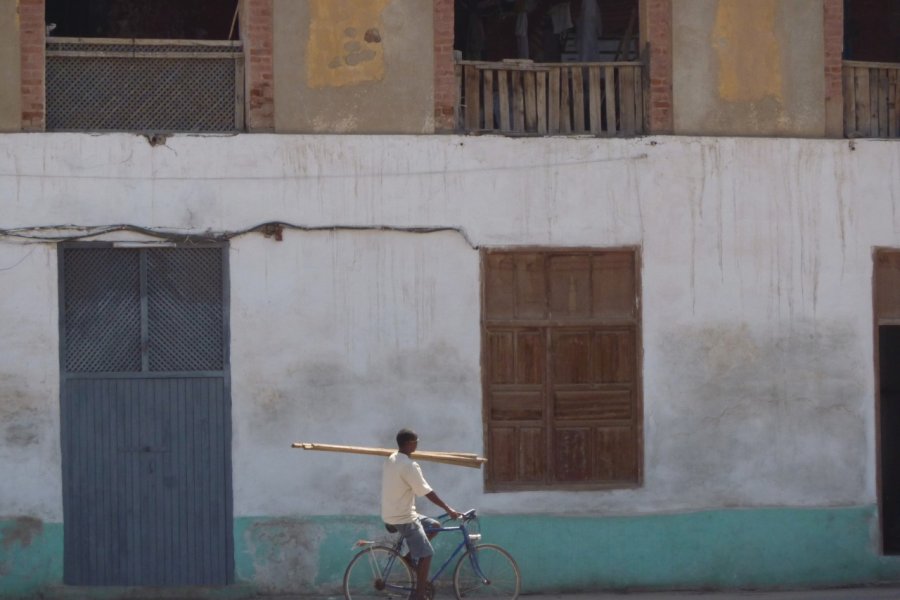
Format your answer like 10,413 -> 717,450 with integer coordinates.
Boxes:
0,517 -> 43,549
242,518 -> 324,592
306,0 -> 389,89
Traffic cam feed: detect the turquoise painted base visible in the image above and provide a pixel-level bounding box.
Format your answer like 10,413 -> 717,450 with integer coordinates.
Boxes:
0,518 -> 63,599
6,507 -> 900,597
234,506 -> 900,594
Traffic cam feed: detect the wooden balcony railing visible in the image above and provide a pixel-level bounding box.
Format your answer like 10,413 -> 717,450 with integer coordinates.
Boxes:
456,60 -> 645,136
843,60 -> 900,138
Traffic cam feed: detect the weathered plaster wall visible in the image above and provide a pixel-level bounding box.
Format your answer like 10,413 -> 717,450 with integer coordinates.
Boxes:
2,133 -> 900,591
672,0 -> 826,136
0,1 -> 22,132
273,0 -> 434,133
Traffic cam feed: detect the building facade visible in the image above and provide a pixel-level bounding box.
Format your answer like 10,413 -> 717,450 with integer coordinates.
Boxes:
2,0 -> 900,597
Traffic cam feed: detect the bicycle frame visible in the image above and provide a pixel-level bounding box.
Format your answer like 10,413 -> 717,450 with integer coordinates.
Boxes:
370,510 -> 490,592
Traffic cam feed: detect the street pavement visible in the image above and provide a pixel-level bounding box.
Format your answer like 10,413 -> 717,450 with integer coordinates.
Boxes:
267,587 -> 900,600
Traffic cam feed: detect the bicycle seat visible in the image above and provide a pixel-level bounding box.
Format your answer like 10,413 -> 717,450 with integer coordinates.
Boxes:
384,523 -> 398,533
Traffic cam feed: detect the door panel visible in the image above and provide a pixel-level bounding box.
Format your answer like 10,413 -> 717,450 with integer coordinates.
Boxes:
60,245 -> 232,585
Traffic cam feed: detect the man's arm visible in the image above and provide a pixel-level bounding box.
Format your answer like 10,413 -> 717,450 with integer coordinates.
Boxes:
425,491 -> 461,520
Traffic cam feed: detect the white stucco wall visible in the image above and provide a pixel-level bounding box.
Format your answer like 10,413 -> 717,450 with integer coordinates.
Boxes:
1,133 -> 897,523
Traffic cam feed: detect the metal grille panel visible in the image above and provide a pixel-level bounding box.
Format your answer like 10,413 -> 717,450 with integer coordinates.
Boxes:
147,248 -> 225,372
63,248 -> 142,373
47,40 -> 241,132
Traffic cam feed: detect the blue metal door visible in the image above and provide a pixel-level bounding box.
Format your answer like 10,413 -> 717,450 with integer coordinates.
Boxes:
59,244 -> 233,585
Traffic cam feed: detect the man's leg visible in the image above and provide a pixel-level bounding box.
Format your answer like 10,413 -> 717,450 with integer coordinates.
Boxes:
414,555 -> 432,599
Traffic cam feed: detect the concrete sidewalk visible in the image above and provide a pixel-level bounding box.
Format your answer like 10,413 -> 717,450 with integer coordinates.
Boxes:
268,588 -> 900,600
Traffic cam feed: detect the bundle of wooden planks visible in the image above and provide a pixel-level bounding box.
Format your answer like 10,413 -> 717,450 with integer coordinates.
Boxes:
291,442 -> 487,469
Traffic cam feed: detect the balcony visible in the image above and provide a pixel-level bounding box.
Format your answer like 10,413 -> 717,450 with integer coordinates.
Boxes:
46,38 -> 244,133
456,59 -> 645,136
843,61 -> 900,139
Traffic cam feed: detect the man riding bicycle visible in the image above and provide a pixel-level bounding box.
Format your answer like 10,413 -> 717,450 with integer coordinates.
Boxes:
381,428 -> 461,600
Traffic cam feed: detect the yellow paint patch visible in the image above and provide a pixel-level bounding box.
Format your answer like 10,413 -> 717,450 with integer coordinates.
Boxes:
306,0 -> 390,89
712,0 -> 783,103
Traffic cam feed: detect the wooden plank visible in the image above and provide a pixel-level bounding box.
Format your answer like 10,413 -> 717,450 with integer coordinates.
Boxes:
870,68 -> 880,136
498,70 -> 511,132
588,66 -> 602,134
605,65 -> 617,136
524,70 -> 538,132
548,67 -> 560,134
890,69 -> 899,138
457,59 -> 643,68
633,64 -> 644,134
880,69 -> 890,137
455,62 -> 464,129
46,51 -> 243,59
49,36 -> 242,47
292,442 -> 487,468
513,70 -> 526,132
844,59 -> 900,70
572,66 -> 585,132
843,66 -> 856,136
856,67 -> 871,137
560,67 -> 572,133
234,57 -> 245,131
483,69 -> 495,130
536,70 -> 547,134
464,64 -> 481,131
620,66 -> 636,135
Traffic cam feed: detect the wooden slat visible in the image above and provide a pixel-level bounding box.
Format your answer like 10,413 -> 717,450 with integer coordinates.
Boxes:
619,66 -> 636,135
634,64 -> 644,134
856,67 -> 871,137
536,71 -> 547,134
455,63 -> 464,129
513,71 -> 526,132
498,71 -> 511,132
572,66 -> 585,132
880,69 -> 890,137
604,65 -> 617,136
553,390 -> 633,421
870,68 -> 880,136
843,66 -> 856,136
464,64 -> 480,131
560,67 -> 572,133
524,70 -> 538,132
489,392 -> 544,420
588,66 -> 602,134
888,70 -> 900,138
548,67 -> 560,134
483,69 -> 495,130
549,254 -> 592,318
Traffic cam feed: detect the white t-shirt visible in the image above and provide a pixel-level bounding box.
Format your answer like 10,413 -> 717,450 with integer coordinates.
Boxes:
381,451 -> 433,524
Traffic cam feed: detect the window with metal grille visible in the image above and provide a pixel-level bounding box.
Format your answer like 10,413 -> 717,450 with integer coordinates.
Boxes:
62,245 -> 227,374
481,248 -> 642,491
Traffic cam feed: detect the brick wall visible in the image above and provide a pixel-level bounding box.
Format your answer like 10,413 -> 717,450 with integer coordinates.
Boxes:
823,0 -> 844,137
19,0 -> 45,131
433,0 -> 456,132
244,0 -> 275,132
644,0 -> 673,134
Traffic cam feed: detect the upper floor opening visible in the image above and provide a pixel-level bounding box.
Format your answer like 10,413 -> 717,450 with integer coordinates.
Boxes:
43,0 -> 244,133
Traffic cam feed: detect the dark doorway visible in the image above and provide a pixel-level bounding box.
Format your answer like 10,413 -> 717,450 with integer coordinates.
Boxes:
880,325 -> 900,554
845,0 -> 900,62
455,0 -> 639,62
45,0 -> 240,40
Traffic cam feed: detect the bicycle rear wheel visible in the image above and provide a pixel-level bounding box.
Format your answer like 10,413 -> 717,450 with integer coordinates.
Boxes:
343,545 -> 415,600
452,543 -> 520,599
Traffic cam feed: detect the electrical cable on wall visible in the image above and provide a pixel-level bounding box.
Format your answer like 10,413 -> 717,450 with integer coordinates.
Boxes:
0,222 -> 479,249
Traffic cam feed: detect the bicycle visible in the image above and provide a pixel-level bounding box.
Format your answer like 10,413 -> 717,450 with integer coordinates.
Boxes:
342,508 -> 520,599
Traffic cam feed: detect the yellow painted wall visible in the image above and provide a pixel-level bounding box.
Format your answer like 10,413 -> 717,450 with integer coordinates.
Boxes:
0,0 -> 22,132
673,0 -> 825,137
274,0 -> 434,133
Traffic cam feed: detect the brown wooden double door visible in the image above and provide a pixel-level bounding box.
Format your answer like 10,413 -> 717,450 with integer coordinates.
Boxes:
482,249 -> 641,490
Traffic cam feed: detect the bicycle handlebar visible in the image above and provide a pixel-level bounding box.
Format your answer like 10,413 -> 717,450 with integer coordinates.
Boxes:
435,508 -> 477,522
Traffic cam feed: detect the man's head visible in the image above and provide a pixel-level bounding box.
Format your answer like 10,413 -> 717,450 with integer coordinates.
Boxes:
396,428 -> 418,453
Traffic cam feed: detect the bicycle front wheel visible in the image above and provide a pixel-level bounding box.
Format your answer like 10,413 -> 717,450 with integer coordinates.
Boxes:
343,545 -> 415,600
453,543 -> 520,599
